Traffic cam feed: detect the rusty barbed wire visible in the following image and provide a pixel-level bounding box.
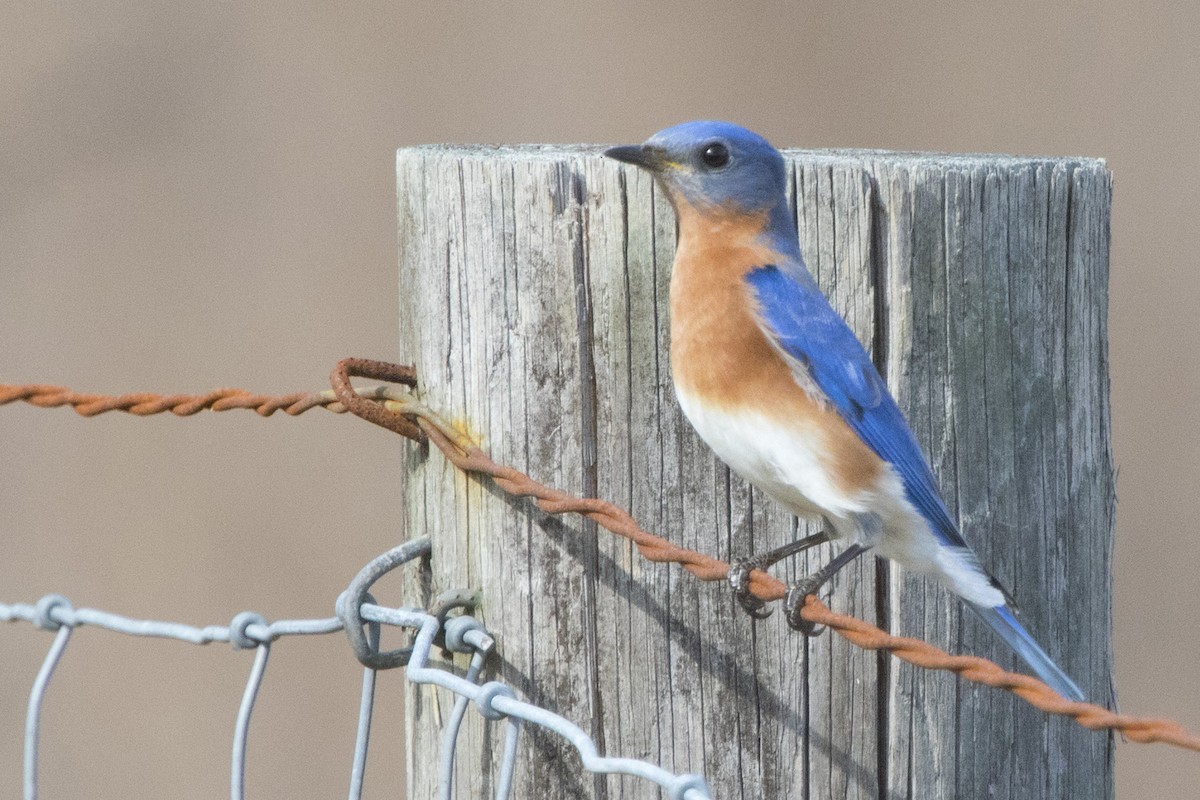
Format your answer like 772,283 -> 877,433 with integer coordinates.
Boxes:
5,361 -> 1200,754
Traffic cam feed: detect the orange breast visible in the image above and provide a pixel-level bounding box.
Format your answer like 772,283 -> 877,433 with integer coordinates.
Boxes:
668,202 -> 884,495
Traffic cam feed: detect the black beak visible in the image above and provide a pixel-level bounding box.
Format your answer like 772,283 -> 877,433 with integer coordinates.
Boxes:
604,144 -> 668,172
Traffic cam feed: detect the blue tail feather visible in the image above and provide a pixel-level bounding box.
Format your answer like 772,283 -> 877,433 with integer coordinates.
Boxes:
969,604 -> 1085,702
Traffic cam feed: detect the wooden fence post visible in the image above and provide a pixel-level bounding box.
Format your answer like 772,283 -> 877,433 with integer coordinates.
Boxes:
396,145 -> 1113,799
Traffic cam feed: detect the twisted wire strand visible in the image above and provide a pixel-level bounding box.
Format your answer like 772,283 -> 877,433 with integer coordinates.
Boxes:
0,384 -> 339,418
4,362 -> 1199,753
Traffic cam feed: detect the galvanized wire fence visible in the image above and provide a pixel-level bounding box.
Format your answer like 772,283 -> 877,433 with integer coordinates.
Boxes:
2,538 -> 712,800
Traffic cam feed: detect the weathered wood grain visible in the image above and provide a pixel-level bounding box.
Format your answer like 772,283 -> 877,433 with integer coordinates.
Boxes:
397,146 -> 1113,798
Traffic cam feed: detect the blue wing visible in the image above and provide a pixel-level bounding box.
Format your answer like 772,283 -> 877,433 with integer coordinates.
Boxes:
746,264 -> 1088,700
746,264 -> 969,551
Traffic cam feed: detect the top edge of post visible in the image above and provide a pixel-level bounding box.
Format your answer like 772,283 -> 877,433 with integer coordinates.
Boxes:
396,143 -> 1107,171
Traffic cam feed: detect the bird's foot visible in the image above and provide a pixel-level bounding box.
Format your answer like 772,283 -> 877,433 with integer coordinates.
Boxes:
728,554 -> 779,619
784,577 -> 827,636
727,531 -> 831,620
782,542 -> 869,636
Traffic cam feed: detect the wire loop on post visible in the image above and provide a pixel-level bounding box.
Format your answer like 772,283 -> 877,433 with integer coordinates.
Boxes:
336,536 -> 432,669
329,358 -> 424,442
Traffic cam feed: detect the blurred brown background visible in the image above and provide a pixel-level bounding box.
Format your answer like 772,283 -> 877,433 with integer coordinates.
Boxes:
1,3 -> 1196,797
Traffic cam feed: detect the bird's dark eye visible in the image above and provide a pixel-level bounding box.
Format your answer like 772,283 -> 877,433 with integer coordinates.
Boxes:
700,142 -> 730,169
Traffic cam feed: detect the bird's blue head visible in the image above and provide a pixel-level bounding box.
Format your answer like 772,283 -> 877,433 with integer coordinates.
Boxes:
605,121 -> 789,218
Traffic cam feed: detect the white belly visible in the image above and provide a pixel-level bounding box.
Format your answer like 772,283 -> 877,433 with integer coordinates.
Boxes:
674,387 -> 1005,605
674,387 -> 871,524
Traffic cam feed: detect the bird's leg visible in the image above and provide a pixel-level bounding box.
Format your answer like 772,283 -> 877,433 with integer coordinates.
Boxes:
728,530 -> 831,618
784,543 -> 868,636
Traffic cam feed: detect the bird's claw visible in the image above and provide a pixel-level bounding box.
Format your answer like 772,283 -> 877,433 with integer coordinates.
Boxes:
728,533 -> 841,624
728,559 -> 774,619
784,579 -> 826,636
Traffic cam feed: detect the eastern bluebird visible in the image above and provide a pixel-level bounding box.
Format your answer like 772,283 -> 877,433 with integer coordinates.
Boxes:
606,121 -> 1085,702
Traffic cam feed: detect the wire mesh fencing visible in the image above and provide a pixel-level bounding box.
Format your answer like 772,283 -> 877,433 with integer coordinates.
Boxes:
2,537 -> 712,800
